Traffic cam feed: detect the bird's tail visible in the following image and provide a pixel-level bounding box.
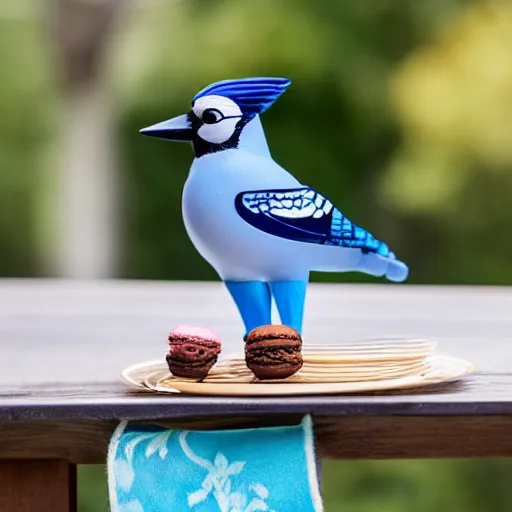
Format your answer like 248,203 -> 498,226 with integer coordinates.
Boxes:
308,244 -> 408,282
357,251 -> 409,282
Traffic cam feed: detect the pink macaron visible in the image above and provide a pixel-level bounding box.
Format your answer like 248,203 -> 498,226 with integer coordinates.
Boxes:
166,325 -> 222,380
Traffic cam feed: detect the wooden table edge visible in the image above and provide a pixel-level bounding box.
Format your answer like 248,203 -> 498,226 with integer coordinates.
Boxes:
1,414 -> 512,463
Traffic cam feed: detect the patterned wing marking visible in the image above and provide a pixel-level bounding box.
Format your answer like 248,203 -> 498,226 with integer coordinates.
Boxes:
235,187 -> 394,258
242,188 -> 333,220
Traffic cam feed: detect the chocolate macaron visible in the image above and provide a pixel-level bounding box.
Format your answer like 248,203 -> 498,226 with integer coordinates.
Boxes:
245,325 -> 303,380
166,325 -> 221,380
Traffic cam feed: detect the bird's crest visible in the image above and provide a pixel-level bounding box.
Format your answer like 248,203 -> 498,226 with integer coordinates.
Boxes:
192,77 -> 291,115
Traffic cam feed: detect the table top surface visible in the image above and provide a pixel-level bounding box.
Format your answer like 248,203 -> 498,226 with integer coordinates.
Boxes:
0,279 -> 510,422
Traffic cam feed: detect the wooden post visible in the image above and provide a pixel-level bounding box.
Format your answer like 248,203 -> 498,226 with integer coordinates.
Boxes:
47,0 -> 124,278
0,460 -> 77,512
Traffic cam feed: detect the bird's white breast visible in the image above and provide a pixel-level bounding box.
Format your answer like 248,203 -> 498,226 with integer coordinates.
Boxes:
182,149 -> 308,281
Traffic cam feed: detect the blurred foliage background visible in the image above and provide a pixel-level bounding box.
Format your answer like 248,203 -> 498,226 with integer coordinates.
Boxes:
2,0 -> 512,510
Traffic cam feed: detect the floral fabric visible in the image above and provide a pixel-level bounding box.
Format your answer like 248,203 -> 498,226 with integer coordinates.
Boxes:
108,416 -> 323,512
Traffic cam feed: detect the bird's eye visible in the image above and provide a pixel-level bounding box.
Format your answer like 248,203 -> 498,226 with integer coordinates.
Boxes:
201,108 -> 223,124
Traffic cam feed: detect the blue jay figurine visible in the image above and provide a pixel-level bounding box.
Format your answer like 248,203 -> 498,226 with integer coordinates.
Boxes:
141,78 -> 408,338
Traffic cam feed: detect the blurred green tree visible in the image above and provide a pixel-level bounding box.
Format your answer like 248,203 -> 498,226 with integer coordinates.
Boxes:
0,13 -> 51,276
384,1 -> 512,284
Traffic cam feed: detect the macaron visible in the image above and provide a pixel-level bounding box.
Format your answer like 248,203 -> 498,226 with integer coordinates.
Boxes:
245,325 -> 303,380
166,325 -> 221,380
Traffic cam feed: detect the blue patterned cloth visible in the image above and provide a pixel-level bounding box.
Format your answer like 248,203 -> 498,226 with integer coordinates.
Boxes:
108,416 -> 323,512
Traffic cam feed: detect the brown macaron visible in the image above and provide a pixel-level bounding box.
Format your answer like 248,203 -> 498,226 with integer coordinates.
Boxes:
166,325 -> 221,380
245,324 -> 303,380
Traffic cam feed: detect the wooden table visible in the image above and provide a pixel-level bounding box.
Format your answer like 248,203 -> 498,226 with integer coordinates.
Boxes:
1,279 -> 511,511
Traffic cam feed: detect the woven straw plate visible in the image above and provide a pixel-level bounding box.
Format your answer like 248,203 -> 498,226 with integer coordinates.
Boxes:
121,339 -> 473,396
148,356 -> 473,396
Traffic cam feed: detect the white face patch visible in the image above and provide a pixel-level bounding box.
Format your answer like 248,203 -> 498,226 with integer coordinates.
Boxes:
192,95 -> 243,144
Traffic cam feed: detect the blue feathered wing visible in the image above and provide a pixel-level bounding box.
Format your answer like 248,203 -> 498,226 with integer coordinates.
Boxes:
234,187 -> 408,281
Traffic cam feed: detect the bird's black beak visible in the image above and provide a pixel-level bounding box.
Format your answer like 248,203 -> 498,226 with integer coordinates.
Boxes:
139,114 -> 193,142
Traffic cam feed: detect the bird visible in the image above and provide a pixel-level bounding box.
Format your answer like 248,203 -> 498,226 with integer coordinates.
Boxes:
140,77 -> 408,338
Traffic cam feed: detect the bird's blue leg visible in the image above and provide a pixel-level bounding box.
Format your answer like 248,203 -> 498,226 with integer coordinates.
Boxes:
224,281 -> 272,339
269,280 -> 308,335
